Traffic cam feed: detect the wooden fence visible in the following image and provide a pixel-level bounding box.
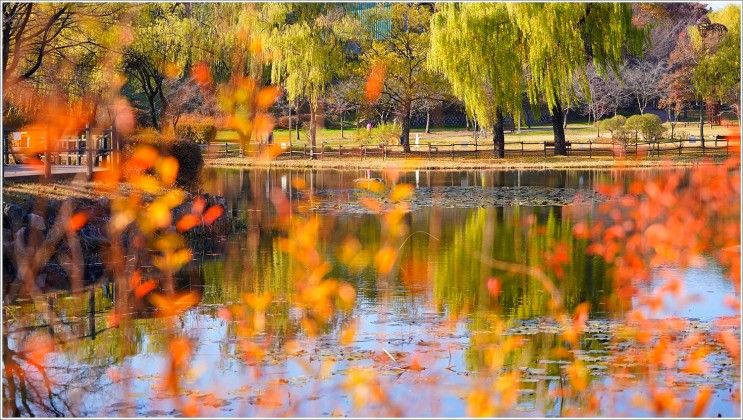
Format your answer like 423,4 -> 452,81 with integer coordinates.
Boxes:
3,127 -> 119,180
202,135 -> 738,160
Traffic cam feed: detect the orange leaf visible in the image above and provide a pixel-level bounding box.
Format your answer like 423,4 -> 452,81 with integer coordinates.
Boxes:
203,205 -> 224,225
130,145 -> 159,170
134,279 -> 157,299
691,387 -> 713,417
158,156 -> 179,185
176,214 -> 200,232
389,184 -> 414,202
486,277 -> 501,298
67,212 -> 89,232
256,86 -> 280,110
192,62 -> 212,87
365,61 -> 386,103
374,246 -> 397,275
149,291 -> 200,317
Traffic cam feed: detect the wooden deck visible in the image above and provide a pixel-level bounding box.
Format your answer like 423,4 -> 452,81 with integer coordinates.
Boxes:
2,165 -> 109,182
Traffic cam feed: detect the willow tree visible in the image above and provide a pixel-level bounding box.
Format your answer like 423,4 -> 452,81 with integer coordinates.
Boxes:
508,3 -> 645,155
429,3 -> 523,158
263,4 -> 356,156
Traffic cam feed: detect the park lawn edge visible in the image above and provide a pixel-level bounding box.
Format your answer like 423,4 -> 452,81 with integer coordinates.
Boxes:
205,155 -> 732,171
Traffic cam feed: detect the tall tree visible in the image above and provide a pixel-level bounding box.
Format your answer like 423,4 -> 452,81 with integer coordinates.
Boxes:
2,3 -> 126,124
429,3 -> 522,157
363,4 -> 448,152
508,3 -> 646,155
263,4 -> 357,156
123,4 -> 195,129
692,5 -> 741,126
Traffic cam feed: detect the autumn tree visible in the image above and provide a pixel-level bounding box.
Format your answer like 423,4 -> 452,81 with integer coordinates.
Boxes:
362,4 -> 448,152
507,3 -> 646,155
2,3 -> 126,125
429,3 -> 522,157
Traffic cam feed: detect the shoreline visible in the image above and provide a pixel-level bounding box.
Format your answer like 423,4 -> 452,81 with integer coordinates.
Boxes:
205,155 -> 734,171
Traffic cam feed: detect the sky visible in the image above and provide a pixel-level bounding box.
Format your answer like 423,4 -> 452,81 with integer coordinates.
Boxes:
703,1 -> 739,11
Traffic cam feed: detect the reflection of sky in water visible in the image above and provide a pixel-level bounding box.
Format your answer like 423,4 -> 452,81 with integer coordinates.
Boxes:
637,262 -> 737,321
4,168 -> 740,417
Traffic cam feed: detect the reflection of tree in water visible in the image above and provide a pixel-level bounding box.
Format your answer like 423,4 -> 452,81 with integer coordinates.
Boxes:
432,206 -> 610,319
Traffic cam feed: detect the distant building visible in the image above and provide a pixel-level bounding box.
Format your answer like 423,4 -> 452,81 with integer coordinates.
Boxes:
346,3 -> 391,39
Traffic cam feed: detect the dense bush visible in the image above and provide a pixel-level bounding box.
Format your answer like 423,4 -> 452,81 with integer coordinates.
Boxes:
598,115 -> 626,136
605,114 -> 666,143
175,115 -> 218,144
637,114 -> 666,141
166,139 -> 204,188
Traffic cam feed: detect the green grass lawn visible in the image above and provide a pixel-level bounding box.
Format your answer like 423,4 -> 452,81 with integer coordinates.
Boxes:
214,120 -> 735,148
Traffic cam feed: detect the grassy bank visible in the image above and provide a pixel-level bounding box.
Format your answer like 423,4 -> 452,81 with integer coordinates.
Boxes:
206,154 -> 732,171
218,122 -> 736,146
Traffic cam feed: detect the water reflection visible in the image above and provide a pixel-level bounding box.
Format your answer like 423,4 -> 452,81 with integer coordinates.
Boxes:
3,168 -> 738,417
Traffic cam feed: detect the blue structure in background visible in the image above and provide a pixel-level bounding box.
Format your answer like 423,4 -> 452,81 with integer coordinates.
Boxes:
347,3 -> 391,39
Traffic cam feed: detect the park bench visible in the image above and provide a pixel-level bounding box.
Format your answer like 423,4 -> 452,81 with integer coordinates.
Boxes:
543,141 -> 571,157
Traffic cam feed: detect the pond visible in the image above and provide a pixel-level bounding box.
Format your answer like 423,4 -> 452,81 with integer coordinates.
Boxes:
3,167 -> 739,417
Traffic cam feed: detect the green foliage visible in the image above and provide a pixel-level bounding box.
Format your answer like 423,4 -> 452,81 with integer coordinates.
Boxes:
636,114 -> 666,141
623,115 -> 644,141
507,3 -> 646,110
372,123 -> 401,145
264,4 -> 355,106
692,5 -> 741,104
362,4 -> 448,147
611,114 -> 666,142
429,4 -> 523,129
599,115 -> 626,135
174,116 -> 218,144
354,123 -> 400,145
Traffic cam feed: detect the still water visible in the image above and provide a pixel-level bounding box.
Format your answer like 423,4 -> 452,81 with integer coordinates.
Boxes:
3,168 -> 739,417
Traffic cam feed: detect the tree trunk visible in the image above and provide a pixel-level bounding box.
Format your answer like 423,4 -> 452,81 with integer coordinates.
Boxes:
340,112 -> 344,139
699,100 -> 705,149
309,103 -> 317,158
295,109 -> 300,141
493,107 -> 505,158
147,94 -> 159,130
551,98 -> 567,156
425,110 -> 430,134
399,101 -> 411,153
563,107 -> 568,129
287,107 -> 292,146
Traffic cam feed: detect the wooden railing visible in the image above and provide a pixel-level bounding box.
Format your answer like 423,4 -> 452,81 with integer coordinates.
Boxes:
3,126 -> 120,180
192,136 -> 739,161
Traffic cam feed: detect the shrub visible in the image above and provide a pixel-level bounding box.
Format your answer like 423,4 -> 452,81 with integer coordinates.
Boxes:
175,115 -> 217,144
372,123 -> 401,145
599,115 -> 626,137
637,114 -> 666,142
129,127 -> 174,146
166,139 -> 204,189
